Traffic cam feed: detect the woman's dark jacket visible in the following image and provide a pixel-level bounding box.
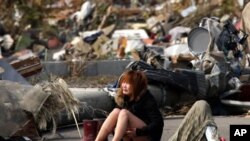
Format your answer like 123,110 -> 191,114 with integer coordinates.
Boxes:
117,90 -> 164,141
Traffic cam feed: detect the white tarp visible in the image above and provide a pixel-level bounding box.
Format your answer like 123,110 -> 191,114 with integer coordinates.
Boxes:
112,29 -> 149,40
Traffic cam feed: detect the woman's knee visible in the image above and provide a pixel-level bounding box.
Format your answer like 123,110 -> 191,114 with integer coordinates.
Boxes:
110,108 -> 121,116
119,109 -> 130,118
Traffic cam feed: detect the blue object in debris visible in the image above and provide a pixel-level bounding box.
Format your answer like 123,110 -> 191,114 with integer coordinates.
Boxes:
84,31 -> 103,44
0,59 -> 30,85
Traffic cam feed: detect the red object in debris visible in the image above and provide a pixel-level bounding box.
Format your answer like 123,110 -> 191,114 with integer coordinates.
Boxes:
94,118 -> 105,134
239,84 -> 250,101
219,136 -> 226,141
235,19 -> 242,31
149,33 -> 157,39
83,120 -> 98,141
47,37 -> 61,49
165,34 -> 172,42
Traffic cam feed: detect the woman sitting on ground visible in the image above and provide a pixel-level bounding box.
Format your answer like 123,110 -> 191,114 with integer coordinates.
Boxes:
95,70 -> 164,141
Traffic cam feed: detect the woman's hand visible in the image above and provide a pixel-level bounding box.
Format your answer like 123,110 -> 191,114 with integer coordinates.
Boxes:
125,128 -> 136,138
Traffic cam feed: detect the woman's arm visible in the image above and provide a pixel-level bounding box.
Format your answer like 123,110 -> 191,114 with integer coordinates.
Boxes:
135,94 -> 164,139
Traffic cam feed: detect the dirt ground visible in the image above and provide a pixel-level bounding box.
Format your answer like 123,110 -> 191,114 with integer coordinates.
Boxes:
62,75 -> 119,88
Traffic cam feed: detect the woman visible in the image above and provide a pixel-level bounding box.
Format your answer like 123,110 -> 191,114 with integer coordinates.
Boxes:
95,70 -> 164,141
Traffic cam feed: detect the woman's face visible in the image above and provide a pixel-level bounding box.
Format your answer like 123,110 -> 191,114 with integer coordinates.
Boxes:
121,82 -> 131,95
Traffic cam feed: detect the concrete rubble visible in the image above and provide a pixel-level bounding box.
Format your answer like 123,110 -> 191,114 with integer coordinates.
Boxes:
0,0 -> 250,140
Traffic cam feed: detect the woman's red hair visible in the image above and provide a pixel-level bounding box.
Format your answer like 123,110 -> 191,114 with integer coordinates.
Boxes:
115,70 -> 148,106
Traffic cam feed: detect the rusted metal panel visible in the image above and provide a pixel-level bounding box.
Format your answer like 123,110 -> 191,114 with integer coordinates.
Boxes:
10,56 -> 42,77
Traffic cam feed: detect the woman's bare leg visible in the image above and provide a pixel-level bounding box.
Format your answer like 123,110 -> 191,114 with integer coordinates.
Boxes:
95,108 -> 121,141
112,109 -> 149,141
112,109 -> 128,141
